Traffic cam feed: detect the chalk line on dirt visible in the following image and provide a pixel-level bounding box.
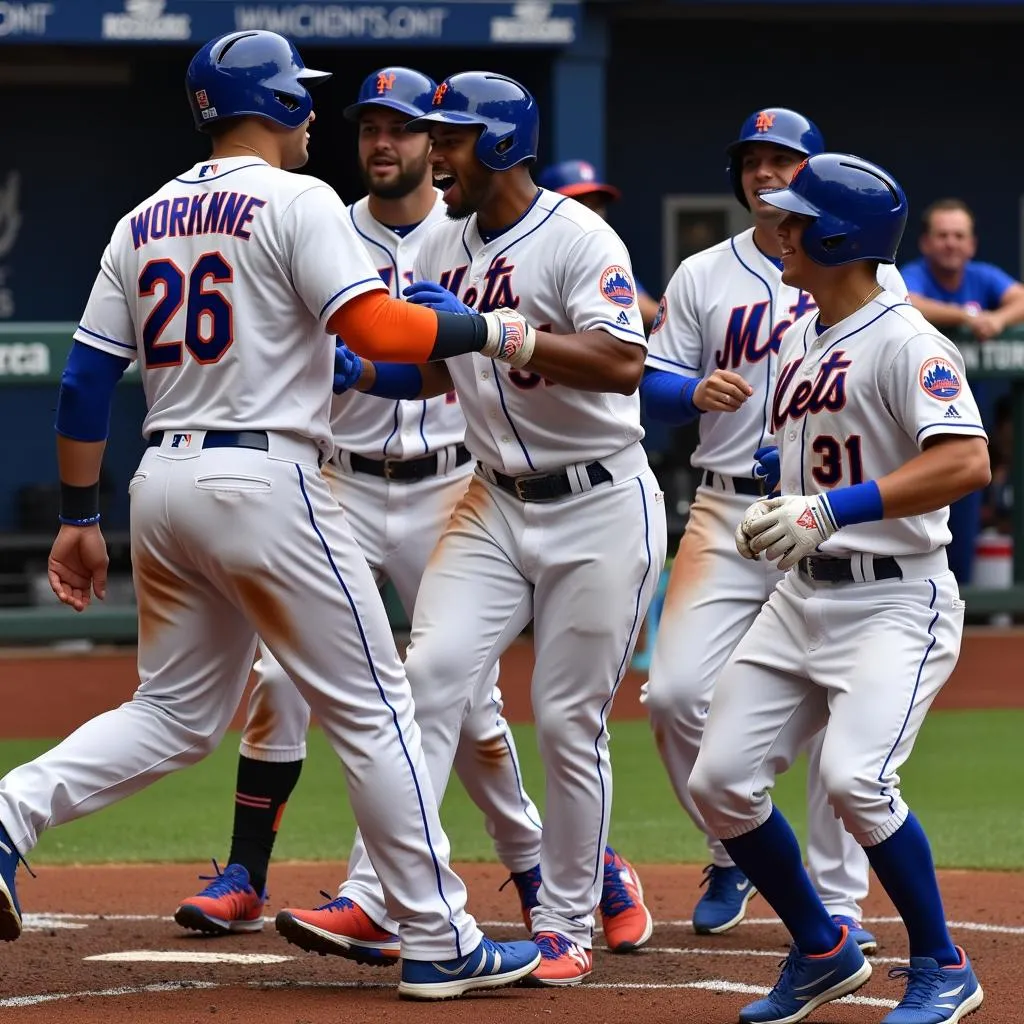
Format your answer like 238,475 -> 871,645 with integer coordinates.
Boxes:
0,977 -> 900,1010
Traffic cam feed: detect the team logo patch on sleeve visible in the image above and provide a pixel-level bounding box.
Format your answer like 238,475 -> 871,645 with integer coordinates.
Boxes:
919,356 -> 962,401
650,294 -> 668,334
600,265 -> 636,307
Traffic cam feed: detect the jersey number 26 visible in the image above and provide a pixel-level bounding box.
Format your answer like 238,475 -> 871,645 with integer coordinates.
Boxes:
139,252 -> 233,368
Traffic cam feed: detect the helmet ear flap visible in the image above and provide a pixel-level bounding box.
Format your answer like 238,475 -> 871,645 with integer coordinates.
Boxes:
273,91 -> 301,113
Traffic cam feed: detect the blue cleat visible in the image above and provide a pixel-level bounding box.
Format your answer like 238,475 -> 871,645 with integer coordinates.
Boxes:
739,925 -> 871,1024
882,947 -> 984,1024
693,864 -> 757,934
0,822 -> 23,942
398,935 -> 541,1001
832,913 -> 879,955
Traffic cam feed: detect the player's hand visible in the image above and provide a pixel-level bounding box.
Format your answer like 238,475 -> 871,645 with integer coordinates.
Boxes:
743,494 -> 838,571
48,523 -> 109,612
333,338 -> 363,394
753,445 -> 781,495
968,310 -> 1005,342
735,498 -> 774,560
480,308 -> 537,369
693,369 -> 753,413
403,281 -> 473,315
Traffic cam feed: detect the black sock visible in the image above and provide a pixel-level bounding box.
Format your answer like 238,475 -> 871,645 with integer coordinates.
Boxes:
227,755 -> 303,896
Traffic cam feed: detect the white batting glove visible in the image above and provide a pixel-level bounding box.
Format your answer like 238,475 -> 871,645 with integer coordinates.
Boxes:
480,308 -> 537,369
743,494 -> 838,571
734,499 -> 772,560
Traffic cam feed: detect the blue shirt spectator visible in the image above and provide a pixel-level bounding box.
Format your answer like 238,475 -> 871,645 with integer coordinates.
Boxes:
901,258 -> 1016,318
901,198 -> 1024,342
899,197 -> 1024,585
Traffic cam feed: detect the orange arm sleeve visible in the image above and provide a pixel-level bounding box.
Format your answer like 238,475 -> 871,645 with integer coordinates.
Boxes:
328,290 -> 439,362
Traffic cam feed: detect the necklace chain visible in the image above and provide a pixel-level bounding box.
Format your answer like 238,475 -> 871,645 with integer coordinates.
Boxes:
226,142 -> 267,162
858,283 -> 884,309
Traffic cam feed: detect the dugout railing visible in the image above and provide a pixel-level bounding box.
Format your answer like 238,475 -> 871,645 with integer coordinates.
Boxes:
0,322 -> 1022,644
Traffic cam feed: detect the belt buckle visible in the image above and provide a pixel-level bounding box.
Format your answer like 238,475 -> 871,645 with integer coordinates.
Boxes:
383,458 -> 399,479
513,476 -> 531,500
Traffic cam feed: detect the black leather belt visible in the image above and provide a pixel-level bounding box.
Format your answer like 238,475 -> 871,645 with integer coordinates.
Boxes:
490,461 -> 612,502
701,469 -> 765,496
798,555 -> 903,583
349,443 -> 471,483
148,430 -> 269,452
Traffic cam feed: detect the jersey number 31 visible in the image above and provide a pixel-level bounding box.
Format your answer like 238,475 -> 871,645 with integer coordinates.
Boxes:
139,252 -> 233,368
812,434 -> 864,486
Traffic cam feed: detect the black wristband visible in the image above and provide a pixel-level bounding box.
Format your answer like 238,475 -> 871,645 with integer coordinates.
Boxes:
430,311 -> 488,360
59,482 -> 101,526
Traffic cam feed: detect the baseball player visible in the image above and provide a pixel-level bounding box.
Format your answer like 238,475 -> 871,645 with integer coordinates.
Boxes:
536,160 -> 660,331
0,31 -> 545,1000
304,72 -> 668,986
688,152 -> 987,1024
640,108 -> 908,946
173,66 -> 547,954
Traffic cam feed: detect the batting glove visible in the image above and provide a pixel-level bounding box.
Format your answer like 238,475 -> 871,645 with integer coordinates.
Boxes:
333,338 -> 363,394
753,445 -> 781,496
735,499 -> 771,560
743,494 -> 838,571
403,280 -> 473,315
480,308 -> 537,369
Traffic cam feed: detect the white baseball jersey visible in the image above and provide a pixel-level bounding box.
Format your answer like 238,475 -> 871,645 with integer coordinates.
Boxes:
773,292 -> 987,557
334,191 -> 466,458
646,227 -> 907,478
74,156 -> 385,456
413,189 -> 647,473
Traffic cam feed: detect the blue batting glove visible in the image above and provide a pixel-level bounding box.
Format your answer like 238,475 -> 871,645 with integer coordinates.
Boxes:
333,338 -> 363,395
753,445 -> 781,495
403,280 -> 473,314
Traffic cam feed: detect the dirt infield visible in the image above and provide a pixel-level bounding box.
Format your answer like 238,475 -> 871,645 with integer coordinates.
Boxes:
1,861 -> 1021,1023
1,626 -> 1022,741
0,635 -> 1020,1021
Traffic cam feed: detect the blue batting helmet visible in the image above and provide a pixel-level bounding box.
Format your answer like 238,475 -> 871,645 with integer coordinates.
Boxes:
725,107 -> 825,209
407,72 -> 539,171
759,152 -> 908,266
344,67 -> 436,122
537,160 -> 621,201
186,30 -> 330,132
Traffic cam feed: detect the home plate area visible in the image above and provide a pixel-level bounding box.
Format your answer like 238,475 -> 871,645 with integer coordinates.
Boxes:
1,862 -> 1020,1023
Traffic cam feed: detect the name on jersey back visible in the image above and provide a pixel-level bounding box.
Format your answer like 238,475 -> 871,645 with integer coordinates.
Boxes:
130,192 -> 266,250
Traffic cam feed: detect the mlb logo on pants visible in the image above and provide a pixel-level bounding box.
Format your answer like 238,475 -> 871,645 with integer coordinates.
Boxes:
171,433 -> 193,448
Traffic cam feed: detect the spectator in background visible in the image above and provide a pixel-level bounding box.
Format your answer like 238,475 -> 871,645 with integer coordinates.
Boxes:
899,198 -> 1024,583
901,198 -> 1024,341
537,160 -> 661,330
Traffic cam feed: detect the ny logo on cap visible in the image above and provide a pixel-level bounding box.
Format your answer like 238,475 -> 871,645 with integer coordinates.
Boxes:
376,71 -> 396,94
433,82 -> 449,106
754,111 -> 776,133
